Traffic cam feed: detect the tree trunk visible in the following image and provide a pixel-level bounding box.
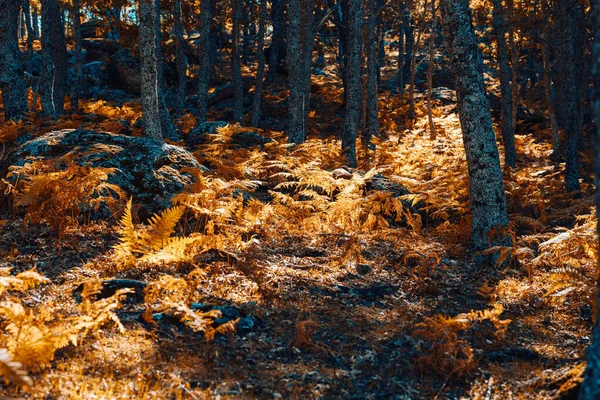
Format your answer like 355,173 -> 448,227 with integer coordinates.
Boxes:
426,1 -> 436,140
506,0 -> 519,136
439,0 -> 511,253
0,0 -> 28,121
491,0 -> 516,167
41,0 -> 67,119
22,0 -> 34,76
232,0 -> 244,124
195,0 -> 211,131
32,5 -> 39,39
540,0 -> 559,161
579,0 -> 600,397
341,0 -> 362,167
287,0 -> 305,143
174,0 -> 187,116
267,0 -> 285,82
154,0 -> 163,93
554,0 -> 583,192
397,1 -> 405,95
251,0 -> 267,127
408,0 -> 428,120
365,0 -> 379,146
139,0 -> 162,140
71,0 -> 82,112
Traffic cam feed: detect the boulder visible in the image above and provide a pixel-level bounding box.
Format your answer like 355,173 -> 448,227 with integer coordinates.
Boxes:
4,129 -> 206,218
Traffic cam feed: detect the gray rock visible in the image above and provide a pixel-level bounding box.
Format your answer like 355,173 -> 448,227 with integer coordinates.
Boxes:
4,129 -> 206,218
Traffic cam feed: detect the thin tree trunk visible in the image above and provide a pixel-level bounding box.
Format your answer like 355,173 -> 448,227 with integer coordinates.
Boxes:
232,0 -> 244,124
492,0 -> 516,167
366,0 -> 379,146
154,0 -> 163,93
71,0 -> 82,112
195,0 -> 211,132
540,0 -> 559,161
0,0 -> 28,121
341,0 -> 362,168
32,5 -> 39,39
41,0 -> 67,119
440,0 -> 511,253
174,0 -> 187,116
267,0 -> 285,82
426,1 -> 436,140
580,0 -> 600,397
22,0 -> 34,76
506,0 -> 519,135
287,0 -> 305,143
408,0 -> 428,120
139,0 -> 162,140
251,0 -> 267,127
397,1 -> 405,95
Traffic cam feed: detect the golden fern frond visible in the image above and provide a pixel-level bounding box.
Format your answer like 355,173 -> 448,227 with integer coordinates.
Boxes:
144,205 -> 186,251
115,197 -> 138,254
0,348 -> 32,386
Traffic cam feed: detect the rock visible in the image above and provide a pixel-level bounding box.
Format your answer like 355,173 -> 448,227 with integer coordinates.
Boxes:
4,129 -> 206,218
332,168 -> 353,180
82,60 -> 112,89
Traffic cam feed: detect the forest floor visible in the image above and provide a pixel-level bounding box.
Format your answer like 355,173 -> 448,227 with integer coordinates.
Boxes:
0,65 -> 596,399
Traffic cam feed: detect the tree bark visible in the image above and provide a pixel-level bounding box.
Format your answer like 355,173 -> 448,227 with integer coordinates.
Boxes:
491,0 -> 516,167
195,0 -> 211,131
174,0 -> 187,116
440,0 -> 511,253
397,1 -> 406,95
232,0 -> 244,124
22,0 -> 34,76
139,0 -> 162,140
579,0 -> 600,397
71,0 -> 83,112
251,0 -> 267,127
41,0 -> 67,119
540,0 -> 559,161
0,0 -> 28,121
365,0 -> 379,146
341,0 -> 362,167
426,0 -> 436,139
32,5 -> 39,39
267,0 -> 285,82
554,0 -> 583,192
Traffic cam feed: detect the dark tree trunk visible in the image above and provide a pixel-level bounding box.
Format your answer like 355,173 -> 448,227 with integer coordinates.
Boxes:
440,0 -> 511,253
580,0 -> 600,397
0,0 -> 28,121
397,1 -> 406,94
174,0 -> 187,116
554,0 -> 584,192
251,0 -> 267,127
540,0 -> 559,161
41,0 -> 67,119
22,0 -> 34,76
195,0 -> 211,131
491,0 -> 516,167
286,0 -> 316,144
154,0 -> 163,93
232,0 -> 244,124
365,0 -> 379,146
341,0 -> 362,167
267,0 -> 285,82
70,0 -> 82,112
32,5 -> 39,39
139,0 -> 162,140
426,0 -> 436,139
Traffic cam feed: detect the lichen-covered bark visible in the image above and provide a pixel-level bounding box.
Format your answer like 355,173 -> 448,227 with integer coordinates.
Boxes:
341,0 -> 362,167
232,0 -> 244,124
491,0 -> 516,167
139,0 -> 162,140
365,0 -> 379,146
0,0 -> 28,121
579,0 -> 600,398
397,1 -> 406,94
22,0 -> 35,76
439,0 -> 510,253
174,0 -> 187,116
195,0 -> 211,131
41,0 -> 67,119
251,0 -> 267,127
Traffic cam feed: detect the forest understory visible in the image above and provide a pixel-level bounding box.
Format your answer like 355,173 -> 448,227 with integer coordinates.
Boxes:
0,59 -> 595,399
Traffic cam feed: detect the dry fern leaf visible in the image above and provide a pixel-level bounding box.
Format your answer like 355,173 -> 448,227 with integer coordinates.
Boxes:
145,205 -> 186,251
0,348 -> 32,386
